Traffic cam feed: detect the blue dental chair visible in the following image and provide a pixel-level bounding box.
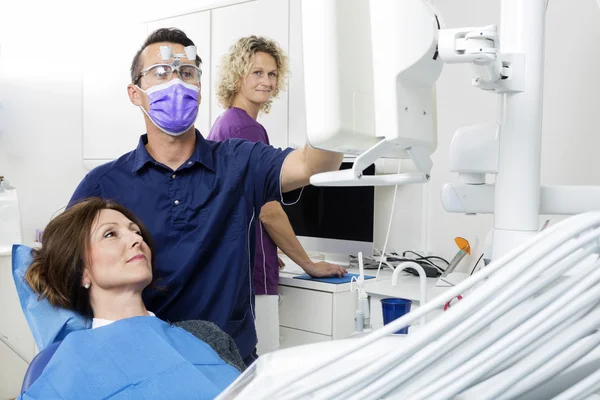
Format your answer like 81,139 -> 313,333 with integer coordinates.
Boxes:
20,340 -> 62,393
11,244 -> 87,395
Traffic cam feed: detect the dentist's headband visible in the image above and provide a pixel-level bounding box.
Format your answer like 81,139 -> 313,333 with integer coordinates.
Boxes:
159,45 -> 197,66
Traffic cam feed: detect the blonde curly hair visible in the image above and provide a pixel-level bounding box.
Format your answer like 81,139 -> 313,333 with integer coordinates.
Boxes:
216,35 -> 289,114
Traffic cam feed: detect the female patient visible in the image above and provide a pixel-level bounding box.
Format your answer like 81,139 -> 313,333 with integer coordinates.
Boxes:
20,197 -> 240,399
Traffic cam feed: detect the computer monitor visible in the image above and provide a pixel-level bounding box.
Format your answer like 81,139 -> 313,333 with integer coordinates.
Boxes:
283,162 -> 375,265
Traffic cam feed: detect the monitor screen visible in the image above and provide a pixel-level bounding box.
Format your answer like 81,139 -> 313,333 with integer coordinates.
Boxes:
283,162 -> 375,252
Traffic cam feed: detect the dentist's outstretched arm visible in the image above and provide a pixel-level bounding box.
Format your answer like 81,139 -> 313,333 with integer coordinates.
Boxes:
279,144 -> 343,193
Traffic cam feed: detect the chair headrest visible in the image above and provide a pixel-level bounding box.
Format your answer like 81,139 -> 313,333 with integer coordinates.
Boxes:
11,244 -> 91,351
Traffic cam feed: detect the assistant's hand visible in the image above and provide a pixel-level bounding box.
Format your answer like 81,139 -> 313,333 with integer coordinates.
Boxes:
302,261 -> 348,278
278,257 -> 286,270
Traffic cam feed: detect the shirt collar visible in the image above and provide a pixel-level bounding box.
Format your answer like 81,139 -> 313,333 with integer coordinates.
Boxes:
92,311 -> 156,329
132,129 -> 215,173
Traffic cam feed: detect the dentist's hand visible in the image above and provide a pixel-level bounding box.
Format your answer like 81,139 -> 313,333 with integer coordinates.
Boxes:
302,261 -> 348,278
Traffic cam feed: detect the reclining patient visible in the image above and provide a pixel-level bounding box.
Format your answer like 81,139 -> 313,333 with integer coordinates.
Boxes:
19,197 -> 241,399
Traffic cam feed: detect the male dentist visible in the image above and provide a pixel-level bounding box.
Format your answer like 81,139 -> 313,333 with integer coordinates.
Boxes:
69,28 -> 342,366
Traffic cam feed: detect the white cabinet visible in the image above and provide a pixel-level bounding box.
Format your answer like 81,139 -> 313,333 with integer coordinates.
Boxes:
277,274 -> 357,350
365,274 -> 449,330
275,269 -> 448,351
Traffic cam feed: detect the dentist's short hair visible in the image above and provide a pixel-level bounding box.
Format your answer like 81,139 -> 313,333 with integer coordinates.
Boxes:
131,27 -> 203,85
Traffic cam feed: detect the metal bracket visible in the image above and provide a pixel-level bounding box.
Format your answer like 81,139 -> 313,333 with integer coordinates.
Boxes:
473,53 -> 525,93
439,25 -> 524,93
310,139 -> 431,187
439,25 -> 498,64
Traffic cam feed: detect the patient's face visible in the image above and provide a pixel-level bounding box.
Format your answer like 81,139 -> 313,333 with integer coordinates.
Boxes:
86,209 -> 152,291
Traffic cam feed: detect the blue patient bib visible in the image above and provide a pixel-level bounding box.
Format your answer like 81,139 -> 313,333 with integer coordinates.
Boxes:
19,316 -> 240,399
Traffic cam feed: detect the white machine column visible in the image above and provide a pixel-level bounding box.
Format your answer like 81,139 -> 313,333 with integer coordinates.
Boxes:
493,0 -> 546,258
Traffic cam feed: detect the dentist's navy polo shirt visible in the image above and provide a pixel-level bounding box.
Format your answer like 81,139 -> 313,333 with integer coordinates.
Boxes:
69,130 -> 295,360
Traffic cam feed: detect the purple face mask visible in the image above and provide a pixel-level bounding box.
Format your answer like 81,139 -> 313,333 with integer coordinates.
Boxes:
138,79 -> 199,136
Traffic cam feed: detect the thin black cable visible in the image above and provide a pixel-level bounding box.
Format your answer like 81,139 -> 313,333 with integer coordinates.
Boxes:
471,253 -> 485,275
401,250 -> 448,271
400,252 -> 437,269
420,255 -> 450,266
402,250 -> 427,259
415,256 -> 448,271
394,258 -> 441,269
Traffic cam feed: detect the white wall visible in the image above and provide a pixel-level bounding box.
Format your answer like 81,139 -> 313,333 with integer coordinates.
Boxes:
0,2 -> 89,248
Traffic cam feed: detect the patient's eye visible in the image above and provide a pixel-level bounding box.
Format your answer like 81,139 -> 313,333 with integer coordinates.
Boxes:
131,224 -> 142,236
103,231 -> 115,239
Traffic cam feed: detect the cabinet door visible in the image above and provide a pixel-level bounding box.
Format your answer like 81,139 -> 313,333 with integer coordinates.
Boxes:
278,285 -> 333,335
287,0 -> 307,150
146,11 -> 212,138
279,326 -> 331,350
82,24 -> 148,166
210,0 -> 289,149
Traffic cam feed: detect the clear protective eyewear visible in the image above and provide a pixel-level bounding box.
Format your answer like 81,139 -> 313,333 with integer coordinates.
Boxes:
135,61 -> 202,87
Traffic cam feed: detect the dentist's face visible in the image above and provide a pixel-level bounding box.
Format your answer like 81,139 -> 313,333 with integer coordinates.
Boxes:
130,42 -> 202,110
238,51 -> 278,106
83,209 -> 152,293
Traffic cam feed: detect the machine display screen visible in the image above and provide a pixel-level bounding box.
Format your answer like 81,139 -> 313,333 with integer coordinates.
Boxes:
283,162 -> 375,243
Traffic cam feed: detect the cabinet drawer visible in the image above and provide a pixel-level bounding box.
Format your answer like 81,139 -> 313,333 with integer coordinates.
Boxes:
279,327 -> 332,349
278,285 -> 333,335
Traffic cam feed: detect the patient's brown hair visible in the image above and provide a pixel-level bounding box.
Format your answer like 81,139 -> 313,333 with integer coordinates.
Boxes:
25,197 -> 157,318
